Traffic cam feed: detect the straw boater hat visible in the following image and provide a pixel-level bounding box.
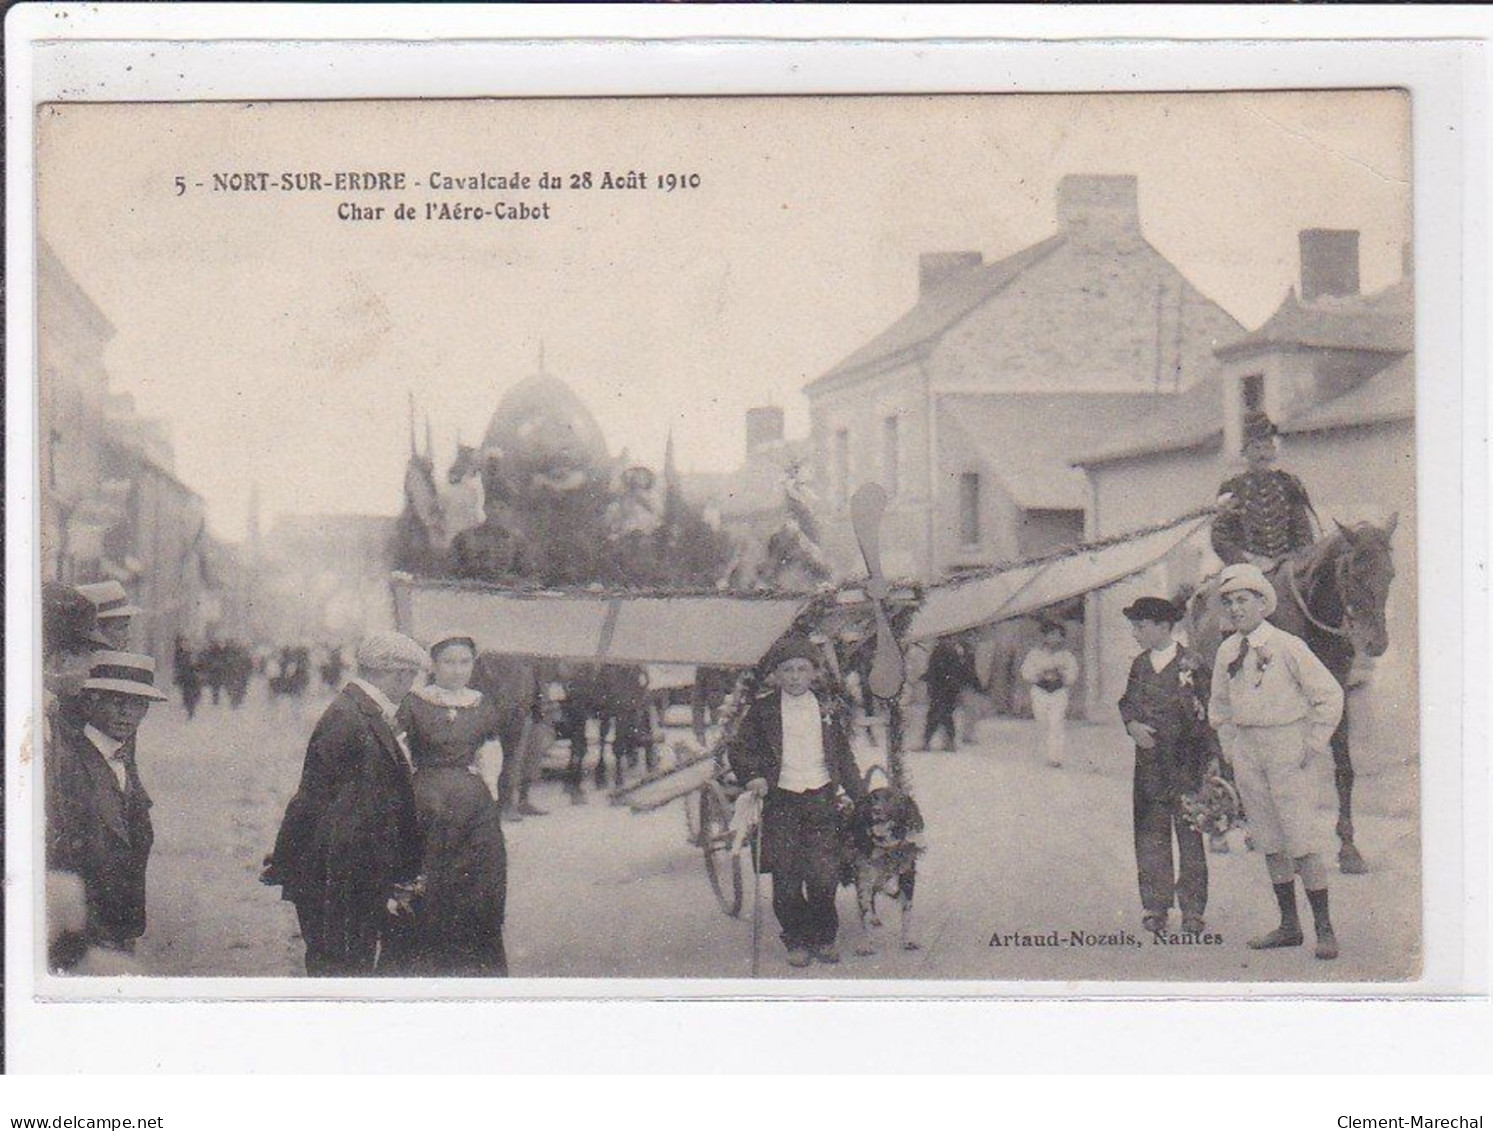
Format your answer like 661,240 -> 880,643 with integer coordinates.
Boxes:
75,580 -> 142,622
80,652 -> 169,701
1218,563 -> 1278,617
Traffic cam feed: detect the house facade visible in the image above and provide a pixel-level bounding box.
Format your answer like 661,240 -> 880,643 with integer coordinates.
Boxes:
1074,230 -> 1415,739
801,174 -> 1245,714
38,240 -> 229,662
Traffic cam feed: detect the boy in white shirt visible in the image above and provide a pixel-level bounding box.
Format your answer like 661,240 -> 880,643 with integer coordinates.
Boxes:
728,635 -> 865,968
1020,620 -> 1079,767
1209,564 -> 1345,959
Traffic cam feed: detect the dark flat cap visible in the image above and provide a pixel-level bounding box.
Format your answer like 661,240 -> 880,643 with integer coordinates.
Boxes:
763,633 -> 820,669
1122,596 -> 1182,624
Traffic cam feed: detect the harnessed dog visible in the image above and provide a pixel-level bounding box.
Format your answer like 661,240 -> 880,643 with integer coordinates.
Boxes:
840,766 -> 925,955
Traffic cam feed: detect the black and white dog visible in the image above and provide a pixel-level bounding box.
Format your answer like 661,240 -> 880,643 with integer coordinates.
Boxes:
840,767 -> 925,955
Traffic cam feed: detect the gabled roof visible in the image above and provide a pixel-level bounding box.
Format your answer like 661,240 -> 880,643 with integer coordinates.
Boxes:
1069,376 -> 1227,467
1217,278 -> 1413,359
805,235 -> 1067,393
1281,353 -> 1414,434
942,391 -> 1183,509
1073,350 -> 1415,469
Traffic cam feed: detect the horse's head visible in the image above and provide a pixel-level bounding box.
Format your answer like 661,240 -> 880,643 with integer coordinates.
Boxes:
448,443 -> 481,485
1333,513 -> 1398,657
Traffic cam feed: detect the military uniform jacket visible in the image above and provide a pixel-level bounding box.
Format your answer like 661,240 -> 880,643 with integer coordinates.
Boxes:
1117,646 -> 1213,802
46,720 -> 155,947
1211,469 -> 1315,563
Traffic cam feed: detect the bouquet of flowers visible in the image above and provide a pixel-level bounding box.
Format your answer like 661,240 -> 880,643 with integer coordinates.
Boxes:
1178,773 -> 1244,837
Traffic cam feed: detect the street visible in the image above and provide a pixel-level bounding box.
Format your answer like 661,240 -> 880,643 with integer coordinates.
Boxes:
133,684 -> 1420,984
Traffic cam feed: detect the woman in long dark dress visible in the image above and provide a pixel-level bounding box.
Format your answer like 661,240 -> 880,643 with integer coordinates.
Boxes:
397,632 -> 510,977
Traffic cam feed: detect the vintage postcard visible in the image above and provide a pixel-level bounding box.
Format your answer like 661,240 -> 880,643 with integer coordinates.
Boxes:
30,89 -> 1425,993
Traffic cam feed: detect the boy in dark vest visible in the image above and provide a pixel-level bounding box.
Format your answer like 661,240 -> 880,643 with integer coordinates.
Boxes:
1118,597 -> 1212,936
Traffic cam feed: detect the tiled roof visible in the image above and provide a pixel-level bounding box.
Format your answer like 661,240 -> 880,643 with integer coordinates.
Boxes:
1218,279 -> 1413,358
1069,376 -> 1226,467
805,235 -> 1067,391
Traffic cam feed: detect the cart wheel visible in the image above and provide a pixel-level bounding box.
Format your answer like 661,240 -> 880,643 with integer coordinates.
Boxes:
700,780 -> 744,918
683,787 -> 703,846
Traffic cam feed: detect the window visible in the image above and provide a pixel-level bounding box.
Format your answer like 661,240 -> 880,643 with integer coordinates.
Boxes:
959,472 -> 981,547
834,428 -> 851,508
1241,373 -> 1265,414
881,416 -> 900,498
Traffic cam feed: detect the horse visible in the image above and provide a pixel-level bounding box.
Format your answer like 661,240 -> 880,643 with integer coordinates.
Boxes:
1185,514 -> 1399,874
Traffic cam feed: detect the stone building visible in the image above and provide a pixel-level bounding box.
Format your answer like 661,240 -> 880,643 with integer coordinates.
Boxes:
802,174 -> 1245,712
1073,229 -> 1415,736
38,240 -> 227,662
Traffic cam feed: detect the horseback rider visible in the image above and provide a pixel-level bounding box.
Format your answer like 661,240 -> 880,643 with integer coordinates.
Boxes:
1211,412 -> 1318,570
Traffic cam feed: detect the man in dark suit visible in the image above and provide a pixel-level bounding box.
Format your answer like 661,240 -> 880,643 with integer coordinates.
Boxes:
264,630 -> 428,976
728,634 -> 864,967
46,652 -> 168,958
1118,597 -> 1214,936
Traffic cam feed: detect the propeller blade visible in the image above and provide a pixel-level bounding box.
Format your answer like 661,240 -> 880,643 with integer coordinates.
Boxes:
850,483 -> 904,699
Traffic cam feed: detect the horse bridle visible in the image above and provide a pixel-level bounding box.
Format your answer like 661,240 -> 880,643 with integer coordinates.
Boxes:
1285,549 -> 1355,640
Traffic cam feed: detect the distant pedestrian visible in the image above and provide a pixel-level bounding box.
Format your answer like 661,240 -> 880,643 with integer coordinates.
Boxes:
1118,597 -> 1211,936
1209,564 -> 1344,960
921,636 -> 981,752
173,635 -> 202,720
1020,620 -> 1078,767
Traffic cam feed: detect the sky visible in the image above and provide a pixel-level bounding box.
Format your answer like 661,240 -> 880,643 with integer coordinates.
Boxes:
36,91 -> 1411,541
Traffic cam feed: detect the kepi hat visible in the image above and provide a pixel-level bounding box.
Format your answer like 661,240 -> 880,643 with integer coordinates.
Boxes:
76,580 -> 142,622
1218,563 -> 1278,617
80,651 -> 169,701
1122,596 -> 1182,625
1242,411 -> 1279,446
355,630 -> 429,673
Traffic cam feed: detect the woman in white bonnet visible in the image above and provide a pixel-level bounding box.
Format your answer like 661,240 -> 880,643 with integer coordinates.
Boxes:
396,631 -> 510,976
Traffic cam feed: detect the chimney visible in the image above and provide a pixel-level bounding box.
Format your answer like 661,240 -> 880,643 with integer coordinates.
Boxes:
1299,229 -> 1360,301
746,406 -> 785,453
918,251 -> 983,298
1056,174 -> 1141,247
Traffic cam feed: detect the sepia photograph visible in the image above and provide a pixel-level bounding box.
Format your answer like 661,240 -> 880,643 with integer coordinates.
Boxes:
31,88 -> 1420,990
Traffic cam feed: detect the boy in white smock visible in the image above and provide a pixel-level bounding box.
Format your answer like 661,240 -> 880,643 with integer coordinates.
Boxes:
1208,563 -> 1345,960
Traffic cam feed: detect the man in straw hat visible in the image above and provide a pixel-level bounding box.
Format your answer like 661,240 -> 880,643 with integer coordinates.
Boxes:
1208,563 -> 1345,960
265,629 -> 428,975
75,580 -> 143,651
45,651 -> 167,956
728,633 -> 864,968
